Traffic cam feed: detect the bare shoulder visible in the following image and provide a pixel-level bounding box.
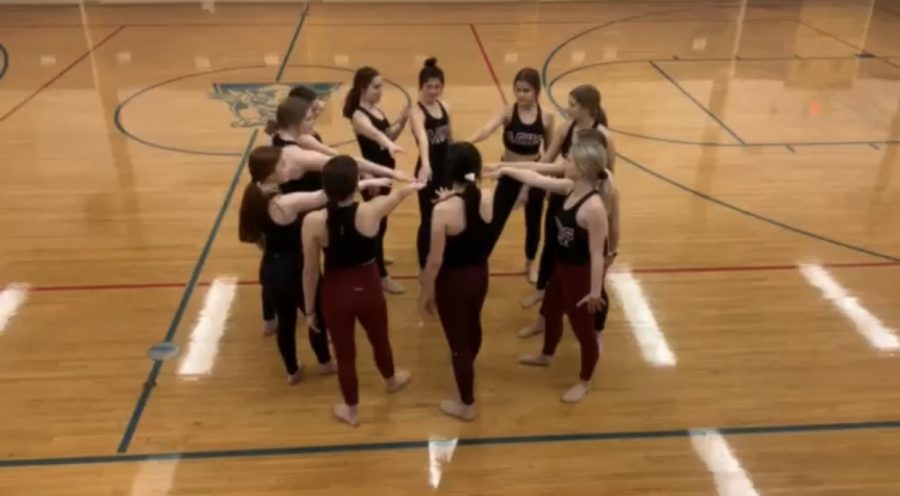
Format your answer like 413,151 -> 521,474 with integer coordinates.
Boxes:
303,209 -> 327,228
581,194 -> 608,219
440,99 -> 451,113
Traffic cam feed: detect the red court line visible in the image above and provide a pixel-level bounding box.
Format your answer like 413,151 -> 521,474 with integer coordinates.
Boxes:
0,26 -> 125,123
18,261 -> 900,294
470,23 -> 509,106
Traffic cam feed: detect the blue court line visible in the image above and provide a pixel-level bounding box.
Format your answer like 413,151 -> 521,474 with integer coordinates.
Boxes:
647,60 -> 745,144
115,2 -> 310,454
0,43 -> 8,80
5,419 -> 900,469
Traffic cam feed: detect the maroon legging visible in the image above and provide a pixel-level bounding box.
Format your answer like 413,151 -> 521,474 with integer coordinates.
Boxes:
435,264 -> 489,405
539,262 -> 599,381
321,262 -> 395,406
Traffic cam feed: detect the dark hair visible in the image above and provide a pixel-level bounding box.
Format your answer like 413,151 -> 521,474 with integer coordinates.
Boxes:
322,155 -> 360,243
444,142 -> 483,226
569,84 -> 608,127
513,67 -> 541,96
289,85 -> 319,103
238,146 -> 283,244
264,97 -> 311,136
418,57 -> 444,88
342,66 -> 380,119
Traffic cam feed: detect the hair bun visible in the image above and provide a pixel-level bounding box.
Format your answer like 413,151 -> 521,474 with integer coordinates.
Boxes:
424,57 -> 438,67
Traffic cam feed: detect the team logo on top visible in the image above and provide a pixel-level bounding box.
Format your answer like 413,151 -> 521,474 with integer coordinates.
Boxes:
210,82 -> 341,128
556,217 -> 574,247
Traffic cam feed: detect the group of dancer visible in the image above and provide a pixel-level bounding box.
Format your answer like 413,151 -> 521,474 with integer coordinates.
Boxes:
238,57 -> 620,426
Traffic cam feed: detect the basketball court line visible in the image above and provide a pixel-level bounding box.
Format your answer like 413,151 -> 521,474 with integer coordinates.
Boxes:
0,26 -> 124,123
1,261 -> 897,295
1,418 -> 899,470
114,1 -> 311,455
0,42 -> 8,80
647,60 -> 745,144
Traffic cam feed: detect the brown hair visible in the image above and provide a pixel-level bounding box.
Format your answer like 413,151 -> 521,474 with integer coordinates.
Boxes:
513,67 -> 541,96
264,97 -> 311,136
569,84 -> 608,126
343,66 -> 380,118
238,146 -> 283,244
322,156 -> 360,244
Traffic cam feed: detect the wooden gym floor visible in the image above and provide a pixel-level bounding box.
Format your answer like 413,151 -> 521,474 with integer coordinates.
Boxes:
1,0 -> 900,493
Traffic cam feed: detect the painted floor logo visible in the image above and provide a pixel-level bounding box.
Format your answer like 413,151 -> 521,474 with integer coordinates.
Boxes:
210,82 -> 341,128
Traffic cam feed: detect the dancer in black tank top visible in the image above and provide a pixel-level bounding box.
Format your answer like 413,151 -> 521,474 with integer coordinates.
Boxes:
302,156 -> 422,427
495,84 -> 616,337
256,97 -> 402,363
286,85 -> 342,157
468,68 -> 555,279
411,57 -> 452,268
237,146 -> 392,383
419,143 -> 495,421
495,133 -> 611,404
343,66 -> 409,294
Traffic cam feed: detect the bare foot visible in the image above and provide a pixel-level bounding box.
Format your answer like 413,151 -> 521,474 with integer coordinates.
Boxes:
263,319 -> 277,337
561,381 -> 591,403
520,289 -> 545,309
333,403 -> 359,427
440,400 -> 476,421
386,369 -> 411,393
517,317 -> 545,339
287,366 -> 304,385
518,353 -> 552,367
382,277 -> 405,295
318,361 -> 338,375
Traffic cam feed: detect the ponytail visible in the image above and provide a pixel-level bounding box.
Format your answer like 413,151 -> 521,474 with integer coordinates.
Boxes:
461,180 -> 482,231
238,182 -> 275,245
597,105 -> 609,127
343,66 -> 380,119
264,119 -> 278,136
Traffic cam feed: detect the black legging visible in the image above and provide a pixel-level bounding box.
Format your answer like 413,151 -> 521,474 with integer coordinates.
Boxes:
415,159 -> 443,268
260,252 -> 331,374
524,186 -> 545,261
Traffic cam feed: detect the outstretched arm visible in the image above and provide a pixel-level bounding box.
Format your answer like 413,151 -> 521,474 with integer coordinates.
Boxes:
298,134 -> 339,156
269,190 -> 328,224
498,168 -> 572,195
468,106 -> 508,143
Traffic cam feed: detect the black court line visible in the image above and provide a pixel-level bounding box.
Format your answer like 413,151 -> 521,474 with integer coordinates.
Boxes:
3,419 -> 900,469
648,60 -> 746,144
115,2 -> 310,454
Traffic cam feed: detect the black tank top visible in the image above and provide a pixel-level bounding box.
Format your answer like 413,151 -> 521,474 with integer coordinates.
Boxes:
272,134 -> 323,194
354,107 -> 396,168
262,201 -> 301,256
555,191 -> 597,265
441,193 -> 490,268
503,103 -> 544,156
415,101 -> 450,180
560,116 -> 605,159
323,203 -> 377,268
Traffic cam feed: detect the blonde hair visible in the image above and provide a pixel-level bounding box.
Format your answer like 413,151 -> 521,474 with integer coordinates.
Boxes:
570,129 -> 609,190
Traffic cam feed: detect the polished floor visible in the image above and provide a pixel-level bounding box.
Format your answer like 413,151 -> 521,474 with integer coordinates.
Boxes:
1,0 -> 900,494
